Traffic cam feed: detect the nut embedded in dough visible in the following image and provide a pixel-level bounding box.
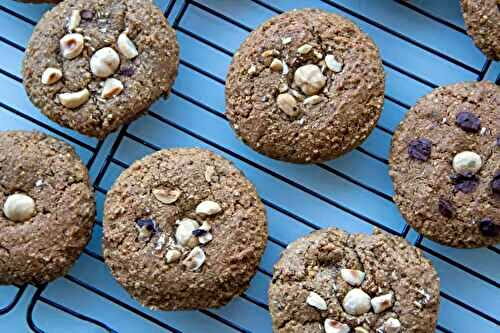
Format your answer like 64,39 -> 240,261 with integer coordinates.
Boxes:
117,32 -> 139,59
90,47 -> 120,78
293,64 -> 326,96
58,88 -> 90,109
3,193 -> 36,222
60,33 -> 84,59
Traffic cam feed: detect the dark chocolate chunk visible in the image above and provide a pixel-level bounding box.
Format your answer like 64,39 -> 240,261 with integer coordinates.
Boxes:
491,171 -> 500,195
80,10 -> 94,20
479,219 -> 500,237
408,138 -> 432,161
455,111 -> 481,133
437,198 -> 455,218
192,229 -> 208,237
119,67 -> 135,77
136,218 -> 155,231
450,172 -> 479,194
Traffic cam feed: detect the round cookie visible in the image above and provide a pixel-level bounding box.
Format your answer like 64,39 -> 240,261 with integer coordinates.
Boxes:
103,148 -> 268,310
269,228 -> 440,333
0,131 -> 95,285
390,81 -> 499,248
461,0 -> 500,60
225,8 -> 384,163
22,0 -> 179,138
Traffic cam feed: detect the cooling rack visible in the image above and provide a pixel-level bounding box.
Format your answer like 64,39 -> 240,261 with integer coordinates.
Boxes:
0,0 -> 498,332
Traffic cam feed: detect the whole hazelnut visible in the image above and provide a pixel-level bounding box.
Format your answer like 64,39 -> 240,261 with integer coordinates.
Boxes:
3,193 -> 35,222
90,47 -> 120,78
453,151 -> 482,175
293,64 -> 326,96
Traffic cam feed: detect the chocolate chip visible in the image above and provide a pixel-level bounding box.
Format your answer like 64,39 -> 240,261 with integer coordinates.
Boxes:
136,218 -> 155,231
479,219 -> 500,237
491,171 -> 500,195
408,138 -> 432,161
80,10 -> 94,20
119,67 -> 135,77
450,172 -> 479,194
438,198 -> 454,218
455,111 -> 481,133
192,229 -> 208,237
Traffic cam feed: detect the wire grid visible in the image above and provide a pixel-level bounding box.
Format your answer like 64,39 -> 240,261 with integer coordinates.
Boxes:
0,0 -> 498,332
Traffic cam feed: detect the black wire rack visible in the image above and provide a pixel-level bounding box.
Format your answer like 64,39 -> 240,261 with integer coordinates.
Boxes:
0,0 -> 498,332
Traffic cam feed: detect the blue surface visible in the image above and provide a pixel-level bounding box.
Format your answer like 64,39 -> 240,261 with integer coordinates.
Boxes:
0,0 -> 499,332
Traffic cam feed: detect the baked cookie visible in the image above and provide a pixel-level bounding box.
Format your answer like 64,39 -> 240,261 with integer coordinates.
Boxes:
103,148 -> 268,310
390,81 -> 499,248
225,9 -> 384,163
0,131 -> 95,285
461,0 -> 500,60
22,0 -> 179,138
269,228 -> 440,333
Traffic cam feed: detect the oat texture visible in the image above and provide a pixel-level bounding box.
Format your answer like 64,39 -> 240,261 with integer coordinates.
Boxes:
269,228 -> 440,333
461,0 -> 500,60
103,148 -> 268,310
0,131 -> 95,285
225,8 -> 385,163
22,0 -> 179,138
390,81 -> 499,248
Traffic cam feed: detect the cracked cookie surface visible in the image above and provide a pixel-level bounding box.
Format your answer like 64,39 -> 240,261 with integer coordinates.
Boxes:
225,8 -> 384,163
268,228 -> 440,333
390,81 -> 499,248
0,131 -> 95,285
22,0 -> 179,138
103,148 -> 268,310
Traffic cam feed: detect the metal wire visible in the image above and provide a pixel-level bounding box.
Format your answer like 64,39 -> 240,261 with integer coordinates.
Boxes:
0,0 -> 497,332
0,285 -> 26,315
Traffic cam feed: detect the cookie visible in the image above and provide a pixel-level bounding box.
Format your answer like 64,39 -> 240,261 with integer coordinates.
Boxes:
390,81 -> 499,248
461,0 -> 500,60
0,131 -> 95,285
269,228 -> 440,333
22,0 -> 179,138
225,8 -> 384,163
103,148 -> 268,310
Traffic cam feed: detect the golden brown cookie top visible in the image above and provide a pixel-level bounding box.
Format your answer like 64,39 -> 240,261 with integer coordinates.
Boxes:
269,228 -> 440,333
390,81 -> 499,248
225,8 -> 385,163
103,148 -> 268,310
22,0 -> 179,138
0,130 -> 95,285
461,0 -> 500,60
